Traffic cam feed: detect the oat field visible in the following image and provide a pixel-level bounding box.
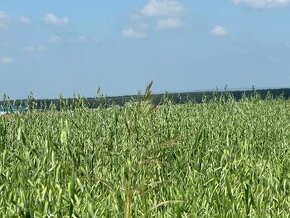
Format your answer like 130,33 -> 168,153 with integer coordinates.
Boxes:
1,94 -> 290,217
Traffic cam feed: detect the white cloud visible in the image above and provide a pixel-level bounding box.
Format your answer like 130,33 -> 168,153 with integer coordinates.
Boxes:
19,16 -> 32,25
44,13 -> 69,26
232,0 -> 290,8
211,25 -> 229,37
49,35 -> 63,44
48,35 -> 92,45
156,18 -> 184,29
0,57 -> 14,64
23,45 -> 47,52
136,22 -> 150,30
123,0 -> 186,38
122,28 -> 147,39
69,36 -> 87,43
0,11 -> 10,28
141,0 -> 185,17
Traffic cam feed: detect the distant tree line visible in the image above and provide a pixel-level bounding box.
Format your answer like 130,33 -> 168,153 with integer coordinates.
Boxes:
1,88 -> 290,111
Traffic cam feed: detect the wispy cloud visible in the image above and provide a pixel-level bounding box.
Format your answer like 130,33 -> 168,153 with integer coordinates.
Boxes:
156,18 -> 184,29
23,45 -> 47,53
122,28 -> 147,39
49,35 -> 63,44
136,22 -> 150,30
232,0 -> 290,8
19,16 -> 32,25
0,11 -> 10,28
0,56 -> 14,64
141,0 -> 185,17
68,36 -> 87,43
211,25 -> 229,37
48,35 -> 93,45
44,13 -> 69,26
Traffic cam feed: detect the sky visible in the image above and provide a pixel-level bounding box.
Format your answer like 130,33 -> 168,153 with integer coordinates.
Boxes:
0,0 -> 290,99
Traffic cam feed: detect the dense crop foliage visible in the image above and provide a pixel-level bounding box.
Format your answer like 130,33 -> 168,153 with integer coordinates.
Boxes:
1,94 -> 290,217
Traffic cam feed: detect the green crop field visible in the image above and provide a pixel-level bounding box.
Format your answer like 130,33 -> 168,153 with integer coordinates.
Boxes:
1,92 -> 290,217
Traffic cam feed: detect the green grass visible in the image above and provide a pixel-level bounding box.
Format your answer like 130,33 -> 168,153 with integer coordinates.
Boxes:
1,94 -> 290,217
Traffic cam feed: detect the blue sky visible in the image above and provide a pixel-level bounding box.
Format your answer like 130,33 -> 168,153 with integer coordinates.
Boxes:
1,0 -> 290,99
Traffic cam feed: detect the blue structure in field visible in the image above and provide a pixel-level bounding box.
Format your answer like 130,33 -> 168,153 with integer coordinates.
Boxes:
0,106 -> 29,115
